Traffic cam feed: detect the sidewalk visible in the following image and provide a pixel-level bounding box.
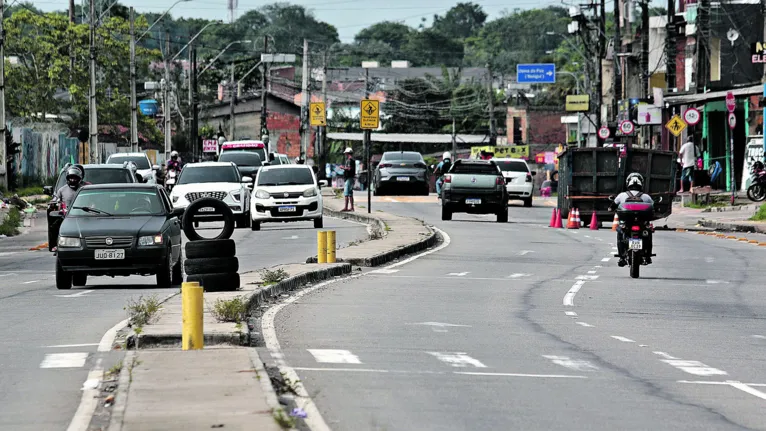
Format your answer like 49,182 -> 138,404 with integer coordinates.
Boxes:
662,201 -> 766,232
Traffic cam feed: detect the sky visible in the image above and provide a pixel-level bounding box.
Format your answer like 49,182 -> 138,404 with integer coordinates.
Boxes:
29,0 -> 567,41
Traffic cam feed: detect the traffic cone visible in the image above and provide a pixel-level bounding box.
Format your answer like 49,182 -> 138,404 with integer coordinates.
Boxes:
590,211 -> 599,230
549,208 -> 557,227
566,208 -> 579,229
574,208 -> 581,227
611,213 -> 619,231
553,209 -> 563,228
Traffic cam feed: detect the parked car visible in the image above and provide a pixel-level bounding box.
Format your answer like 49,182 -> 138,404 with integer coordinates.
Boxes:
219,140 -> 267,165
267,152 -> 291,165
492,158 -> 536,207
250,164 -> 323,231
106,152 -> 160,183
373,151 -> 429,196
169,162 -> 253,229
218,151 -> 263,181
441,159 -> 508,223
53,184 -> 184,289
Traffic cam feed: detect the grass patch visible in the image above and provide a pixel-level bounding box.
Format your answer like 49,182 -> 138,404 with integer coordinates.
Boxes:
124,295 -> 162,327
750,203 -> 766,221
0,207 -> 22,236
28,197 -> 50,205
14,186 -> 45,197
684,201 -> 727,209
383,222 -> 392,232
260,268 -> 289,286
209,296 -> 247,323
273,409 -> 296,429
106,361 -> 123,378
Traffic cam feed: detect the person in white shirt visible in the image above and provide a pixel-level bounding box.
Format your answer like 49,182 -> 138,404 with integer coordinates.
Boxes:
678,136 -> 697,193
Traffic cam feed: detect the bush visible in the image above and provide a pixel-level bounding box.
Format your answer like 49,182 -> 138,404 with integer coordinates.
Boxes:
0,208 -> 22,236
210,296 -> 247,323
750,203 -> 766,221
14,186 -> 45,197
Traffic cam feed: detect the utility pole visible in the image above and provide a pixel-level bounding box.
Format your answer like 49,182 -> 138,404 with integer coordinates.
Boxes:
641,0 -> 650,98
229,60 -> 236,140
164,30 -> 171,159
613,0 -> 621,122
89,0 -> 98,164
319,50 -> 328,181
190,45 -> 198,161
260,35 -> 269,151
129,7 -> 138,152
451,118 -> 457,157
0,0 -> 6,188
364,67 -> 371,213
696,0 -> 709,93
299,38 -> 309,161
666,0 -> 676,90
487,65 -> 496,146
598,0 -> 606,124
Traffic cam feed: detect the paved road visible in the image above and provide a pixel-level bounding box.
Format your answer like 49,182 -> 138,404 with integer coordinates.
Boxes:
273,198 -> 766,430
0,216 -> 367,430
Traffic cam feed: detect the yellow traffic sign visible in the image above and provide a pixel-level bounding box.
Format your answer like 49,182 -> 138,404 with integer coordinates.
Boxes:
665,115 -> 687,137
309,102 -> 326,126
360,99 -> 379,130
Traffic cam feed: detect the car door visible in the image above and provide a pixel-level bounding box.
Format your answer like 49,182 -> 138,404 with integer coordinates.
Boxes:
159,188 -> 182,261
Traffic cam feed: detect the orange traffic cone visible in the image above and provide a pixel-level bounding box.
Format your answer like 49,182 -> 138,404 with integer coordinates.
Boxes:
574,208 -> 581,227
549,208 -> 557,227
553,209 -> 563,228
566,208 -> 579,229
611,213 -> 619,231
590,211 -> 599,230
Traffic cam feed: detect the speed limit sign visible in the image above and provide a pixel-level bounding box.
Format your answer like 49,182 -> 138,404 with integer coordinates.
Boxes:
597,126 -> 611,139
619,120 -> 635,135
683,107 -> 701,126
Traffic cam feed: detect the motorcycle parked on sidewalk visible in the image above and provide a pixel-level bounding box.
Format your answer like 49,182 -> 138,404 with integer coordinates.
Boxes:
746,158 -> 766,202
609,195 -> 661,279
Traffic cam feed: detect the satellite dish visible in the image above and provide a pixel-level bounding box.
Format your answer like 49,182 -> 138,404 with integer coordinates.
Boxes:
727,29 -> 739,46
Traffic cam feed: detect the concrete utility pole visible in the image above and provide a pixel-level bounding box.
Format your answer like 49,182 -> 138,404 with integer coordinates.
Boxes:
598,0 -> 606,123
364,67 -> 371,213
190,45 -> 198,161
261,35 -> 269,150
641,0 -> 650,98
319,49 -> 327,178
300,38 -> 309,161
164,30 -> 171,159
0,0 -> 6,187
613,0 -> 621,121
666,0 -> 676,90
229,60 -> 235,140
696,0 -> 709,93
487,65 -> 496,146
89,0 -> 98,163
129,7 -> 138,152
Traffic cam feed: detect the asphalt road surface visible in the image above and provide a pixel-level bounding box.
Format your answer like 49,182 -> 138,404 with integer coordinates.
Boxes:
0,216 -> 367,430
273,198 -> 766,431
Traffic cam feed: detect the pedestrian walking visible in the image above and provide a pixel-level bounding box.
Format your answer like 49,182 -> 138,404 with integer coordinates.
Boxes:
339,147 -> 356,212
679,136 -> 698,193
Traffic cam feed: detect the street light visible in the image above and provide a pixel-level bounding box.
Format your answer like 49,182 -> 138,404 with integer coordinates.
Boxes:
198,40 -> 253,77
137,0 -> 192,43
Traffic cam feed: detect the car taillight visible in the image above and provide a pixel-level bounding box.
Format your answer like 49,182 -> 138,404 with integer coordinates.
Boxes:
496,176 -> 505,185
526,174 -> 532,182
379,163 -> 392,168
414,162 -> 426,168
444,175 -> 451,183
631,225 -> 640,231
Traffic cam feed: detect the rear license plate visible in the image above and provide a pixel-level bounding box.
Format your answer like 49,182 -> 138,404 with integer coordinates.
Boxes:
466,198 -> 481,205
628,239 -> 643,250
199,207 -> 215,212
397,177 -> 410,182
278,206 -> 296,212
95,249 -> 125,260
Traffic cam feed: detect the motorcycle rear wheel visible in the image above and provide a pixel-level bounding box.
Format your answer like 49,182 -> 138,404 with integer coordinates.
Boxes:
629,254 -> 640,279
747,184 -> 766,202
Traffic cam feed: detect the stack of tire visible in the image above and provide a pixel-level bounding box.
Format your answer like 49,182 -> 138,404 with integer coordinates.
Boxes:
182,197 -> 240,291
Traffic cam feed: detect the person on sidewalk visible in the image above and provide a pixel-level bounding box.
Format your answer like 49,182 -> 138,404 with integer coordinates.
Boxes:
339,147 -> 356,211
679,136 -> 698,193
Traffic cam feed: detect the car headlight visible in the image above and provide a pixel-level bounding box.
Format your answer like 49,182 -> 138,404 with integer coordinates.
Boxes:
303,187 -> 317,197
255,189 -> 270,199
58,236 -> 81,247
231,190 -> 242,202
138,234 -> 163,246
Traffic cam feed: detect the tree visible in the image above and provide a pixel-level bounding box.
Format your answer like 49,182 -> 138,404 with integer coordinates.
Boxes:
354,21 -> 412,50
432,3 -> 487,41
404,29 -> 464,67
257,3 -> 339,54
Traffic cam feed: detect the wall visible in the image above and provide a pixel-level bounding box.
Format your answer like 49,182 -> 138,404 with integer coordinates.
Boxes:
507,106 -> 566,146
11,123 -> 79,184
269,112 -> 315,159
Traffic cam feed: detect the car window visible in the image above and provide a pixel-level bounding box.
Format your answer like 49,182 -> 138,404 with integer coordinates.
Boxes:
450,163 -> 500,175
177,166 -> 239,184
69,189 -> 164,216
257,167 -> 314,186
107,155 -> 151,170
218,152 -> 263,166
494,161 -> 529,173
56,168 -> 135,190
158,188 -> 172,212
223,147 -> 267,164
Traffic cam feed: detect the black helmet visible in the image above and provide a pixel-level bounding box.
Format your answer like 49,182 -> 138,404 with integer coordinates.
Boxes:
66,167 -> 83,189
626,173 -> 644,191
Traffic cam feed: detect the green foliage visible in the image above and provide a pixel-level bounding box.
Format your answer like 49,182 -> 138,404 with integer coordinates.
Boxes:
750,204 -> 766,221
210,296 -> 248,323
0,208 -> 22,237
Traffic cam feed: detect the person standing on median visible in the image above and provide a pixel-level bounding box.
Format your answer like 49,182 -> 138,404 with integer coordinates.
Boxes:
339,147 -> 356,212
679,136 -> 698,193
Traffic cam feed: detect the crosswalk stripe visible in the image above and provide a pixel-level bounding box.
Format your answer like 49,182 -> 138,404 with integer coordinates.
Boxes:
307,349 -> 361,364
40,353 -> 88,368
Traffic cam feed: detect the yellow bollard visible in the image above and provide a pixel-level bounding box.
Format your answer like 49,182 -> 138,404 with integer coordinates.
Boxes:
317,231 -> 327,264
327,230 -> 336,263
182,282 -> 204,350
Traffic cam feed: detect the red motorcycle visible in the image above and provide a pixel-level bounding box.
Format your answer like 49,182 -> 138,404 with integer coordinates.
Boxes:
610,195 -> 663,279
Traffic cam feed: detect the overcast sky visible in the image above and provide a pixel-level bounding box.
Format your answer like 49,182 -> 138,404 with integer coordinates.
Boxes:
30,0 -> 571,41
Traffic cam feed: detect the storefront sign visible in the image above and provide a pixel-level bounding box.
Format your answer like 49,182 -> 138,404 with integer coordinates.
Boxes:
752,42 -> 766,63
637,104 -> 662,125
202,139 -> 218,153
565,95 -> 590,112
742,138 -> 764,191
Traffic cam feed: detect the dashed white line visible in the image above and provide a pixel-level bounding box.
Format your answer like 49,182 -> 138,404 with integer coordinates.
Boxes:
55,290 -> 94,298
576,322 -> 594,327
678,380 -> 766,401
454,372 -> 587,379
44,343 -> 100,349
727,381 -> 766,401
565,311 -> 578,317
542,355 -> 599,372
563,280 -> 585,306
653,351 -> 679,360
446,272 -> 469,276
611,336 -> 635,343
662,359 -> 727,376
518,250 -> 534,256
576,275 -> 599,280
706,280 -> 729,284
23,280 -> 40,284
40,353 -> 88,368
427,352 -> 487,368
369,269 -> 400,274
508,273 -> 532,278
601,257 -> 611,262
307,349 -> 362,364
752,335 -> 766,340
587,270 -> 597,274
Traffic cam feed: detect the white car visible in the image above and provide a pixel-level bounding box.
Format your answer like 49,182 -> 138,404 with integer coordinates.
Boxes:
106,152 -> 159,184
492,158 -> 536,207
169,162 -> 252,228
250,164 -> 323,231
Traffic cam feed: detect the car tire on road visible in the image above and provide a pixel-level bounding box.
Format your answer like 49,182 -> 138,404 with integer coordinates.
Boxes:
523,198 -> 533,207
171,258 -> 183,285
184,256 -> 239,276
497,208 -> 508,223
55,262 -> 72,290
251,221 -> 261,231
72,273 -> 87,287
441,206 -> 452,221
156,253 -> 173,288
185,239 -> 236,259
314,217 -> 324,229
182,197 -> 235,241
236,213 -> 250,229
185,272 -> 240,292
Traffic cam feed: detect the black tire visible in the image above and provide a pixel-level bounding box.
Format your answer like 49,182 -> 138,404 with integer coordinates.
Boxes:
497,208 -> 508,223
523,198 -> 533,207
441,206 -> 452,221
171,258 -> 183,285
156,253 -> 172,288
182,198 -> 235,241
56,261 -> 72,290
185,239 -> 236,259
630,255 -> 640,279
185,272 -> 240,292
236,213 -> 250,229
72,273 -> 87,287
421,186 -> 430,196
184,256 -> 239,276
251,221 -> 261,231
314,217 -> 324,228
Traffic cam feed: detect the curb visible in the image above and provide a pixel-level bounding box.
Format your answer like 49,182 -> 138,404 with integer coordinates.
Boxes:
690,230 -> 766,245
697,219 -> 766,234
107,350 -> 135,431
247,348 -> 282,411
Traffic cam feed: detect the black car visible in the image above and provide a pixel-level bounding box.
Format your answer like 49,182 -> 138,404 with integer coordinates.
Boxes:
373,151 -> 429,196
217,151 -> 263,181
53,184 -> 184,290
45,163 -> 139,251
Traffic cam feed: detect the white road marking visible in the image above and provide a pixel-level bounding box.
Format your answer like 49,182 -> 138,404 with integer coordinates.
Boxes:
55,290 -> 94,298
508,273 -> 532,278
518,250 -> 534,256
65,360 -> 103,431
23,280 -> 40,284
611,336 -> 635,343
565,311 -> 578,317
662,359 -> 727,376
576,275 -> 599,280
40,353 -> 88,368
447,272 -> 469,276
369,268 -> 400,274
677,380 -> 766,401
563,280 -> 585,306
427,352 -> 487,368
542,355 -> 598,372
653,351 -> 679,360
576,322 -> 594,327
454,372 -> 587,379
705,257 -> 715,263
0,273 -> 17,277
752,335 -> 766,340
727,381 -> 766,401
601,257 -> 611,262
293,367 -> 388,373
0,252 -> 18,257
282,235 -> 299,240
44,343 -> 100,349
307,349 -> 361,364
587,270 -> 597,274
410,322 -> 472,328
706,280 -> 729,284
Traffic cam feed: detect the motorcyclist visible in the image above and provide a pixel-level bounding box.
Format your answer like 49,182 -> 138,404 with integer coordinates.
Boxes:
609,173 -> 654,267
51,167 -> 85,252
166,151 -> 182,172
434,151 -> 452,196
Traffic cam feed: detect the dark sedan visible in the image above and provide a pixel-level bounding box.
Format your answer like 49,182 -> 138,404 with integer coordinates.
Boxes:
373,151 -> 429,196
53,184 -> 184,289
218,151 -> 263,183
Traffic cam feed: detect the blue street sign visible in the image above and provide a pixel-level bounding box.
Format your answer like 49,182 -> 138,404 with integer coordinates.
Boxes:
516,63 -> 556,84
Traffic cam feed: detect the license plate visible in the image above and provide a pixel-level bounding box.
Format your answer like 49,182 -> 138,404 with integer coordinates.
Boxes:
397,177 -> 410,182
628,239 -> 643,250
95,249 -> 125,260
466,198 -> 481,205
199,207 -> 215,212
278,206 -> 296,212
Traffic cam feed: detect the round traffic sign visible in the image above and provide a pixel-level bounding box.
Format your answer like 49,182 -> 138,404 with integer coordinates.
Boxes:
683,107 -> 701,126
619,120 -> 635,135
597,126 -> 611,139
728,112 -> 736,129
726,91 -> 736,112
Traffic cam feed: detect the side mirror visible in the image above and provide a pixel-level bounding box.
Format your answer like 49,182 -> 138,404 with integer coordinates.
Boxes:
241,176 -> 253,183
152,164 -> 160,171
505,177 -> 511,184
135,173 -> 144,183
43,186 -> 53,196
530,171 -> 537,176
319,180 -> 328,188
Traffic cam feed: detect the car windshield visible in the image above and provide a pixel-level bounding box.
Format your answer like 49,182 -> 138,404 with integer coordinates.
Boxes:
177,166 -> 239,184
55,168 -> 135,190
218,152 -> 262,167
223,147 -> 267,163
383,152 -> 422,162
494,161 -> 529,173
69,189 -> 164,216
451,163 -> 499,174
257,167 -> 314,186
107,155 -> 151,170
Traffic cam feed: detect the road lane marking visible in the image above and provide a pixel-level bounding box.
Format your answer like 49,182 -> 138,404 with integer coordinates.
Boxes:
601,257 -> 611,262
65,358 -> 103,431
294,367 -> 387,373
542,355 -> 598,372
752,335 -> 766,340
563,280 -> 585,306
427,352 -> 487,368
576,322 -> 594,327
446,272 -> 469,276
0,273 -> 17,277
705,257 -> 715,263
307,349 -> 361,364
44,343 -> 100,349
576,275 -> 599,280
654,351 -> 679,360
587,270 -> 596,274
508,273 -> 532,278
454,372 -> 587,379
409,322 -> 471,328
662,359 -> 727,376
23,280 -> 41,284
282,235 -> 299,240
55,290 -> 94,298
611,336 -> 635,343
0,252 -> 18,257
518,250 -> 534,256
369,269 -> 399,274
565,311 -> 577,316
706,280 -> 729,284
727,381 -> 766,400
678,380 -> 766,401
40,353 -> 88,368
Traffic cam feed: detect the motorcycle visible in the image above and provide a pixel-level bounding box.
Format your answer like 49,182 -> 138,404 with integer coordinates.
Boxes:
165,169 -> 178,193
746,158 -> 766,202
609,195 -> 662,279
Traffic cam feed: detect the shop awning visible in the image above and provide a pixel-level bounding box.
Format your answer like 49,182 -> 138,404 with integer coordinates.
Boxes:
664,84 -> 763,106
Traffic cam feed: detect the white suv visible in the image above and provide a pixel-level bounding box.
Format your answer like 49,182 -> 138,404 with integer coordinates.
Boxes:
106,152 -> 159,184
169,162 -> 252,228
493,158 -> 536,207
250,165 -> 323,231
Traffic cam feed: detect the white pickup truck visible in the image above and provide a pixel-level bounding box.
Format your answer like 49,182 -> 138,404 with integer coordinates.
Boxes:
440,159 -> 509,223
